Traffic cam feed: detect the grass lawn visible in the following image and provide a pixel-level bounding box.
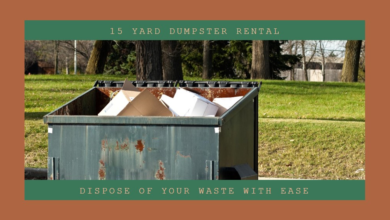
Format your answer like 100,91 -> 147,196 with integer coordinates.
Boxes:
24,74 -> 365,179
258,118 -> 365,180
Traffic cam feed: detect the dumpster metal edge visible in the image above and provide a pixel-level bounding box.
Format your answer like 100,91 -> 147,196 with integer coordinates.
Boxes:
43,87 -> 96,124
219,87 -> 260,124
44,115 -> 222,126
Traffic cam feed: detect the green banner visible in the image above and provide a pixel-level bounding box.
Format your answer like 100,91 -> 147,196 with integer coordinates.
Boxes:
25,180 -> 365,200
25,20 -> 365,40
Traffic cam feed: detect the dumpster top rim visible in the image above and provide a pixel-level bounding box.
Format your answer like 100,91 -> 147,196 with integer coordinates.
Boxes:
44,115 -> 223,126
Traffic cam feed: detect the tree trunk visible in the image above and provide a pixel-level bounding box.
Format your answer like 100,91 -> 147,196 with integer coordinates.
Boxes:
292,41 -> 298,81
86,40 -> 111,74
319,41 -> 326,82
54,41 -> 59,74
341,40 -> 362,82
202,40 -> 212,79
288,40 -> 294,81
135,41 -> 163,80
65,57 -> 69,75
303,63 -> 308,81
301,40 -> 308,81
322,58 -> 326,82
161,41 -> 183,80
251,40 -> 270,79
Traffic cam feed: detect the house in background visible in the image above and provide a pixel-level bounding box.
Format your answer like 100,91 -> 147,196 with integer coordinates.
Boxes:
25,60 -> 55,75
280,57 -> 344,82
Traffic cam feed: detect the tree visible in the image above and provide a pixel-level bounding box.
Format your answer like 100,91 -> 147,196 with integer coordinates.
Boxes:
24,40 -> 94,74
251,40 -> 270,79
180,40 -> 246,79
104,41 -> 136,75
180,41 -> 203,77
341,40 -> 362,82
54,41 -> 60,74
178,40 -> 299,79
268,41 -> 301,79
359,40 -> 365,82
317,40 -> 327,82
56,40 -> 94,73
300,40 -> 317,81
202,40 -> 212,79
61,40 -> 93,61
135,41 -> 163,80
161,41 -> 183,80
286,40 -> 296,80
225,40 -> 252,78
292,41 -> 299,80
24,41 -> 39,73
85,40 -> 112,74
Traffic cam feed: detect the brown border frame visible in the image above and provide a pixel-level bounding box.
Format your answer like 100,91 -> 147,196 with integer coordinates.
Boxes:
6,0 -> 385,218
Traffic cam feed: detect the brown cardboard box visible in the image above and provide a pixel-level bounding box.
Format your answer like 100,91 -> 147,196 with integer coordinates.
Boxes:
98,80 -> 173,117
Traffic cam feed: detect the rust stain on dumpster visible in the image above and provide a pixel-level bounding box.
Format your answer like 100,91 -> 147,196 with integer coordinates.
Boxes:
96,88 -> 121,113
97,87 -> 178,99
117,138 -> 130,151
135,140 -> 145,153
123,138 -> 130,150
115,141 -> 119,151
155,160 -> 166,180
185,88 -> 250,101
98,87 -> 121,97
99,157 -> 106,180
177,151 -> 191,158
98,168 -> 106,180
140,88 -> 176,99
101,139 -> 108,151
121,139 -> 129,150
235,88 -> 252,96
121,142 -> 128,150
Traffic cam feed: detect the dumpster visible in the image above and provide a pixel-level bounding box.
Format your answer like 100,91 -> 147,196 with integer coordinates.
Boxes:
44,80 -> 261,180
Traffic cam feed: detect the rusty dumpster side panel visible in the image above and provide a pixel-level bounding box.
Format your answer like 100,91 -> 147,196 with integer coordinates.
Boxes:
48,124 -> 219,180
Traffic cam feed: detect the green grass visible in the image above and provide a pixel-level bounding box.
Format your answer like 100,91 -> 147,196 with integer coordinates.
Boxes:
24,74 -> 365,179
258,118 -> 365,180
259,81 -> 365,121
25,74 -> 133,114
25,119 -> 48,168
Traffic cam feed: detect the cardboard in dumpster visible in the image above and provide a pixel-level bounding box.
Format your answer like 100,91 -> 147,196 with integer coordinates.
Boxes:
98,80 -> 173,117
213,96 -> 243,116
160,88 -> 218,117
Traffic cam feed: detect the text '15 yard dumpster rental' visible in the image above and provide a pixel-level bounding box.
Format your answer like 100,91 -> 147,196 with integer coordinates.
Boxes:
43,80 -> 261,180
